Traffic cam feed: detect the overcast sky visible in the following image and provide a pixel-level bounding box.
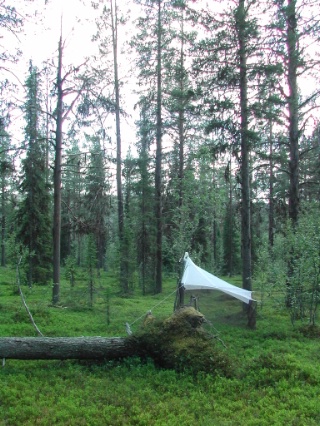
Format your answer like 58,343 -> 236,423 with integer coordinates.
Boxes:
19,0 -> 98,70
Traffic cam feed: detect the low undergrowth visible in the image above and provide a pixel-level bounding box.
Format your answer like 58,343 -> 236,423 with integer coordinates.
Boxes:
1,266 -> 320,425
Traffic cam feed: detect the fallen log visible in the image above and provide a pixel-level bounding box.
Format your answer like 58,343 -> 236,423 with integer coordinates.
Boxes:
0,336 -> 135,360
0,308 -> 233,377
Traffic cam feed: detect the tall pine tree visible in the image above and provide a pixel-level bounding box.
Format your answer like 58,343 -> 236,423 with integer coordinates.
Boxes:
16,63 -> 51,286
84,136 -> 109,271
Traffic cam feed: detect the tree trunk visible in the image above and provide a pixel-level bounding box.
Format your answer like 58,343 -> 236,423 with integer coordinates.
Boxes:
269,123 -> 275,247
228,158 -> 234,276
285,0 -> 299,306
286,0 -> 299,225
52,35 -> 63,304
155,0 -> 163,294
1,177 -> 5,267
138,109 -> 152,295
236,0 -> 255,328
110,0 -> 128,294
178,13 -> 185,211
0,337 -> 135,360
237,0 -> 252,293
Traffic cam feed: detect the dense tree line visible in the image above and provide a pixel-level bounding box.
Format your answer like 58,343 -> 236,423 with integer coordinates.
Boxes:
0,0 -> 320,325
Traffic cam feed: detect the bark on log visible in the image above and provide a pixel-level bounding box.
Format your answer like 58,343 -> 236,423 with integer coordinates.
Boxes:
0,337 -> 135,360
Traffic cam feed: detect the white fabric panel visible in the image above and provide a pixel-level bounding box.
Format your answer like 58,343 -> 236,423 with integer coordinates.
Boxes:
181,253 -> 254,304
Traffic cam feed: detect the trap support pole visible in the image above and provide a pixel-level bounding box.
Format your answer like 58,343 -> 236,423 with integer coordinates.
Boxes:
174,254 -> 187,310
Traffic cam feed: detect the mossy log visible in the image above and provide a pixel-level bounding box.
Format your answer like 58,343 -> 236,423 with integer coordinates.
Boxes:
0,337 -> 135,360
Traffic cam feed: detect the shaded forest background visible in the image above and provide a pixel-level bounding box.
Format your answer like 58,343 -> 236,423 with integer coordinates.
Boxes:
1,0 -> 320,325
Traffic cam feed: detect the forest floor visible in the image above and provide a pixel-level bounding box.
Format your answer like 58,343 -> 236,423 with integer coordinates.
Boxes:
1,266 -> 320,425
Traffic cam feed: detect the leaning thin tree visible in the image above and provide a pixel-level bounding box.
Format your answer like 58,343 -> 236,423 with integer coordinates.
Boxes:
52,31 -> 87,304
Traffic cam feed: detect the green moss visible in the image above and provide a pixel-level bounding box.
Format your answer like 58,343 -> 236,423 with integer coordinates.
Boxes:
134,307 -> 234,376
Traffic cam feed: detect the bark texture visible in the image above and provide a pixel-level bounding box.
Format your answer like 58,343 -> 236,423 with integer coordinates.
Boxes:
0,337 -> 135,360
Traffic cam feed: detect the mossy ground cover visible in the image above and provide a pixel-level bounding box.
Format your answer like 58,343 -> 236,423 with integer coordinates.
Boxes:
1,266 -> 320,425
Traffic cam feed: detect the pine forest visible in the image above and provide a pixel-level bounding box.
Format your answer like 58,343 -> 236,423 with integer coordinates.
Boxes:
1,0 -> 320,317
2,1 -> 320,424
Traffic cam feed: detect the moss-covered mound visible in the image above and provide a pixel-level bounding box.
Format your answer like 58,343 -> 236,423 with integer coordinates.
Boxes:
134,307 -> 233,377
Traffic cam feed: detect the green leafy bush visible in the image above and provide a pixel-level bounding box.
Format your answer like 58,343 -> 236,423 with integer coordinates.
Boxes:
255,205 -> 320,326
